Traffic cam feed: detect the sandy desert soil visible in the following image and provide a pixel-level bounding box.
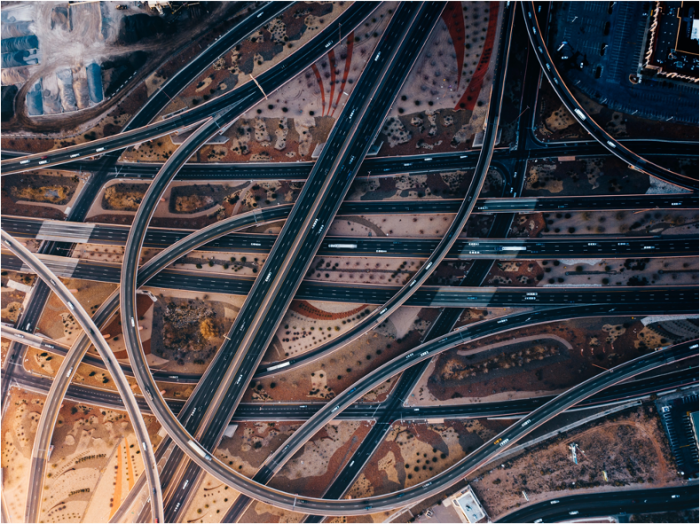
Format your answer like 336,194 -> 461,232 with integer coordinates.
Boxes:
409,316 -> 695,407
245,306 -> 440,404
1,388 -> 161,523
84,167 -> 502,231
472,405 -> 684,520
121,2 -> 360,164
144,288 -> 246,374
375,2 -> 503,157
180,420 -> 371,523
338,418 -> 508,524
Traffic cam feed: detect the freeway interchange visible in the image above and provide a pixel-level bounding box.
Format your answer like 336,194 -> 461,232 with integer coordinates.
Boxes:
1,1 -> 698,523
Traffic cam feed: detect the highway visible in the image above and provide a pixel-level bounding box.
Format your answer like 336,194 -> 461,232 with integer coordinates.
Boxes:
24,298 -> 694,517
6,253 -> 696,307
14,206 -> 289,524
156,5 -> 446,521
7,344 -> 697,423
0,204 -> 700,249
0,4 -> 380,176
3,140 -> 697,180
172,309 -> 697,516
117,3 -> 402,519
0,231 -> 165,524
497,484 -> 699,522
1,1 -> 697,520
224,2 -> 516,518
521,1 -> 698,191
6,231 -> 697,265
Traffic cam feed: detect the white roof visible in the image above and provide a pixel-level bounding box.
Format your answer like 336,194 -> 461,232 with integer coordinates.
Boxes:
454,490 -> 486,523
692,19 -> 698,42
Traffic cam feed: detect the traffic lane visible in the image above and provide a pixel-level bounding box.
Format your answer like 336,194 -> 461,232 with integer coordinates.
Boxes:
184,0 -> 427,451
53,144 -> 700,182
5,194 -> 700,248
246,315 -> 697,515
124,2 -> 293,130
165,5 -> 441,519
13,360 -> 696,423
5,136 -> 697,174
0,3 -> 380,175
232,235 -> 695,262
117,2 -> 386,454
3,254 -> 697,306
5,216 -> 696,259
1,232 -> 165,523
497,484 -> 699,522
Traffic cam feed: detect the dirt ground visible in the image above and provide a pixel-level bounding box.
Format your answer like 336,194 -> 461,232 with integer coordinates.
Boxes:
36,279 -> 117,345
524,156 -> 655,196
2,2 -> 249,145
246,306 -> 440,403
472,405 -> 684,520
0,338 -> 9,368
340,418 -> 507,524
409,316 -> 691,406
0,388 -> 161,523
376,2 -> 503,157
1,170 -> 87,220
1,271 -> 35,325
144,288 -> 246,374
121,2 -> 360,164
180,420 -> 371,523
84,168 -> 501,232
630,509 -> 699,523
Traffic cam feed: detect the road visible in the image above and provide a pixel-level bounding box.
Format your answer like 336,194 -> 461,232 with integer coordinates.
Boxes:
0,0 -> 700,520
225,2 -> 516,519
117,4 -> 392,520
137,302 -> 698,515
0,4 -> 380,176
0,231 -> 165,524
3,251 -> 695,304
13,206 -> 286,524
5,216 -> 697,259
24,302 -> 694,517
7,345 -> 697,423
192,310 -> 697,516
157,5 -> 446,521
497,484 -> 699,522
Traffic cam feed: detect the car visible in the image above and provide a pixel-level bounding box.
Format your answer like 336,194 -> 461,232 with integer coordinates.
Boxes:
40,155 -> 48,160
550,500 -> 559,504
569,511 -> 579,515
671,494 -> 680,499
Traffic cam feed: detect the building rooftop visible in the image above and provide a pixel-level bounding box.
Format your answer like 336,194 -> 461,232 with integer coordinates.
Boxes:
451,486 -> 488,524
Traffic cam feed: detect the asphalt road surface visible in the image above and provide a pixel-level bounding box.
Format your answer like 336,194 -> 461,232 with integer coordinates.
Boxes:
497,484 -> 699,522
